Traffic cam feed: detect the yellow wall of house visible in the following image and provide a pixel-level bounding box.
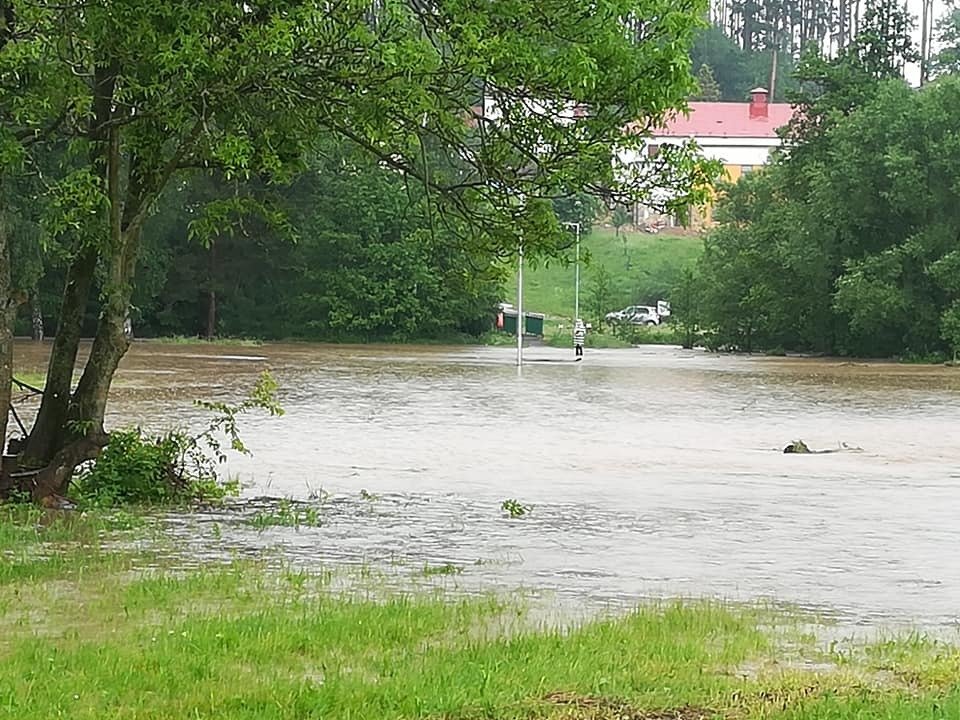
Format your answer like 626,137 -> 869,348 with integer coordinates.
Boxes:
689,163 -> 752,228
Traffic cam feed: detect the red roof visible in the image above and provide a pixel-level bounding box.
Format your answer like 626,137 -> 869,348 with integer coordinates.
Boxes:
654,101 -> 795,139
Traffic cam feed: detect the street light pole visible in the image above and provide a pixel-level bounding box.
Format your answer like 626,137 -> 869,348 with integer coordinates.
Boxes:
516,240 -> 524,367
563,222 -> 582,321
574,222 -> 581,321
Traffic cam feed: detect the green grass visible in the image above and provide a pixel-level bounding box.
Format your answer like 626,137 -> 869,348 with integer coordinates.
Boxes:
247,498 -> 323,530
522,228 -> 703,323
544,325 -> 633,349
140,335 -> 264,347
1,506 -> 959,719
10,372 -> 45,391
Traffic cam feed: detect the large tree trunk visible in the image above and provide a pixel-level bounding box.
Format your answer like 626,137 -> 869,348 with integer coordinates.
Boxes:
0,209 -> 13,451
19,246 -> 98,467
30,286 -> 43,341
21,63 -> 117,469
68,231 -> 139,434
206,240 -> 217,339
68,123 -> 140,437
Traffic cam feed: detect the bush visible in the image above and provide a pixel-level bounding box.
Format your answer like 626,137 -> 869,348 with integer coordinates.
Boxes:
75,429 -> 237,506
73,371 -> 282,507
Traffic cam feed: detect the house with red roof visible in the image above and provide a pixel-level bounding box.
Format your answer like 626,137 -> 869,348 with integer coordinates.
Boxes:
631,88 -> 795,228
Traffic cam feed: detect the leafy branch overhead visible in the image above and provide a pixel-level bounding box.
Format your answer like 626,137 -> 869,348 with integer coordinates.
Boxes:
0,0 -> 716,496
9,0 -> 716,250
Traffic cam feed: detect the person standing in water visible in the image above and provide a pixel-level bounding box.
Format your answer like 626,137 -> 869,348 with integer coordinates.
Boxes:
573,318 -> 586,359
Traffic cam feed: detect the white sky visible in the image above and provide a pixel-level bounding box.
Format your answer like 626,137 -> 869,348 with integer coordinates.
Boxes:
904,0 -> 953,83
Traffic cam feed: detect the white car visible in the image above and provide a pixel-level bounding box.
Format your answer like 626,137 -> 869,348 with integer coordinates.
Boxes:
604,305 -> 661,326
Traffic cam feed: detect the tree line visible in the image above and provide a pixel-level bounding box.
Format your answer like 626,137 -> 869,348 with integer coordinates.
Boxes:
695,0 -> 946,103
690,0 -> 960,360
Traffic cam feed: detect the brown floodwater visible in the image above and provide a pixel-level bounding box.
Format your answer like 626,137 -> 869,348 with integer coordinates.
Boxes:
11,339 -> 960,630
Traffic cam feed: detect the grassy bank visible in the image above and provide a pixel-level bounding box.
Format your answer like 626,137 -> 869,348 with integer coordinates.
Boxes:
2,505 -> 959,719
10,372 -> 45,390
522,228 -> 703,323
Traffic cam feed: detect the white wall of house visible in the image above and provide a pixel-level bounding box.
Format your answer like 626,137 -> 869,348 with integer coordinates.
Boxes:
619,135 -> 784,226
618,136 -> 781,169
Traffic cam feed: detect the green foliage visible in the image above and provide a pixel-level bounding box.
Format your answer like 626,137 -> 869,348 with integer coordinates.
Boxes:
131,147 -> 507,341
544,329 -> 631,348
697,13 -> 960,358
500,499 -> 532,518
587,265 -> 613,329
612,322 -> 685,347
611,206 -> 632,236
248,499 -> 322,531
74,429 -> 221,506
670,266 -> 702,349
421,562 -> 462,576
194,371 -> 284,461
693,63 -> 723,101
553,194 -> 603,235
691,24 -> 797,101
941,302 -> 960,356
933,8 -> 960,77
75,371 -> 282,506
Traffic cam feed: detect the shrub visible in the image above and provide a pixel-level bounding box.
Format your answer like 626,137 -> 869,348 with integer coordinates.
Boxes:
75,429 -> 236,506
73,371 -> 282,507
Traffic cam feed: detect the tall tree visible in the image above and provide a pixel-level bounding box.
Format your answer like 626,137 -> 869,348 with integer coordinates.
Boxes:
933,7 -> 960,77
694,63 -> 724,99
920,0 -> 935,85
697,13 -> 960,359
4,0 -> 717,499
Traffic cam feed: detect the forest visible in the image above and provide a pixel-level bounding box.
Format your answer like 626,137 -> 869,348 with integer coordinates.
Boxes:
693,0 -> 960,360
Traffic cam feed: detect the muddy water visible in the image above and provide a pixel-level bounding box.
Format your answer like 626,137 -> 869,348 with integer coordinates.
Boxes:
12,340 -> 960,630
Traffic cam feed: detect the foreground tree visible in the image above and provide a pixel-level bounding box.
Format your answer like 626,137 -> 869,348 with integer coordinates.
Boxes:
3,0 -> 716,500
698,8 -> 960,358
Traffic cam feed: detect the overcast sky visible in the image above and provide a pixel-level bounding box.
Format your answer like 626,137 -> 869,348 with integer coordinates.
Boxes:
904,0 -> 953,83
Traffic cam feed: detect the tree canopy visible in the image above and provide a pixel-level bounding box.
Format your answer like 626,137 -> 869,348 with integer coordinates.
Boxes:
693,5 -> 960,359
0,0 -> 717,500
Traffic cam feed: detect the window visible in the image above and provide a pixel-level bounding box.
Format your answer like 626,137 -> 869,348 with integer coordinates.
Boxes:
741,165 -> 754,174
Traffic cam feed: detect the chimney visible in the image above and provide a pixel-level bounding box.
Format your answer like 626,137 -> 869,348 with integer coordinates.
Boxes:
749,87 -> 769,119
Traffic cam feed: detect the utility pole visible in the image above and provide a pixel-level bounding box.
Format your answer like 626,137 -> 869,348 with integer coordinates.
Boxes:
516,240 -> 523,367
920,0 -> 934,85
562,221 -> 582,321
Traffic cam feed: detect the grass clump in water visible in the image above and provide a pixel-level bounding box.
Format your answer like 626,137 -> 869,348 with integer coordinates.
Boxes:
501,498 -> 532,518
247,498 -> 322,530
421,562 -> 462,577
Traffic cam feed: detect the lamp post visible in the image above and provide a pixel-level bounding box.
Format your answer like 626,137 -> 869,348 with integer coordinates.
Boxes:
562,221 -> 582,321
516,239 -> 523,367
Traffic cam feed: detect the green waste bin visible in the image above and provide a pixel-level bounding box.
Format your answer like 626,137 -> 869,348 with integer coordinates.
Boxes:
500,310 -> 545,337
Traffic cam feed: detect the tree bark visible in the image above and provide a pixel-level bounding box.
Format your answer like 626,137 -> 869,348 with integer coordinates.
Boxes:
67,233 -> 139,434
206,240 -> 217,339
838,0 -> 847,50
68,124 -> 138,436
0,207 -> 13,451
920,0 -> 932,85
20,62 -> 116,468
769,44 -> 779,101
19,246 -> 97,466
30,286 -> 42,341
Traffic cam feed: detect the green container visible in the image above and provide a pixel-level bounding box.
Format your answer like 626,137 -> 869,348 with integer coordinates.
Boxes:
500,310 -> 545,337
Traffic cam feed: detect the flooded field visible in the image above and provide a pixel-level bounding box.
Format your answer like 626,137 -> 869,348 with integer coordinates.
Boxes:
11,339 -> 960,630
